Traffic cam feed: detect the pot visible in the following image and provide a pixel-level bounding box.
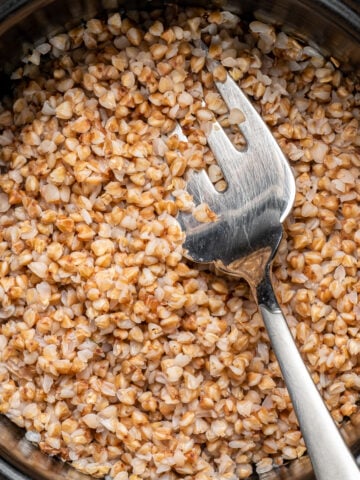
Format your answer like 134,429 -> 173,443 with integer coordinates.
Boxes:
0,0 -> 359,479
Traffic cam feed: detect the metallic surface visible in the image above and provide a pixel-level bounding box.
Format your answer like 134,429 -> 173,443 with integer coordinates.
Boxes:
177,54 -> 360,480
0,0 -> 359,479
178,52 -> 295,274
0,0 -> 359,80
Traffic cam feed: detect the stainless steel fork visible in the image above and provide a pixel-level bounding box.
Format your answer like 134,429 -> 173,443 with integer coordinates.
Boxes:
177,53 -> 360,480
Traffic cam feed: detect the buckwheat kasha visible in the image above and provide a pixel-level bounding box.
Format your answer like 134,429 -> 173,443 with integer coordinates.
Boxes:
0,6 -> 359,480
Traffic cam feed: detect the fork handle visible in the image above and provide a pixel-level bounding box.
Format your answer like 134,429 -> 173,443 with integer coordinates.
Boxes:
257,278 -> 360,480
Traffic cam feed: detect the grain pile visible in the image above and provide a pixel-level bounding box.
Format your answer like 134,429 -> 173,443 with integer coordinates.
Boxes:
0,6 -> 359,480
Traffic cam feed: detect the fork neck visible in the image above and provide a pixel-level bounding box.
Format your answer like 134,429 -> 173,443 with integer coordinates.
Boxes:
256,265 -> 281,313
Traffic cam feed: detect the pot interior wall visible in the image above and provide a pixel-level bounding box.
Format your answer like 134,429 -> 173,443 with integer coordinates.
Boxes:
0,0 -> 359,479
0,0 -> 359,79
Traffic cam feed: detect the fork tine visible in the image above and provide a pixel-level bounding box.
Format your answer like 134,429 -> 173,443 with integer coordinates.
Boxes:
205,119 -> 241,180
172,121 -> 188,142
186,168 -> 218,205
173,119 -> 235,184
173,121 -> 218,203
206,56 -> 274,147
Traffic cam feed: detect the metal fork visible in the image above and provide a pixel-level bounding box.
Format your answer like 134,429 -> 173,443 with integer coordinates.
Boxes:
177,53 -> 360,480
